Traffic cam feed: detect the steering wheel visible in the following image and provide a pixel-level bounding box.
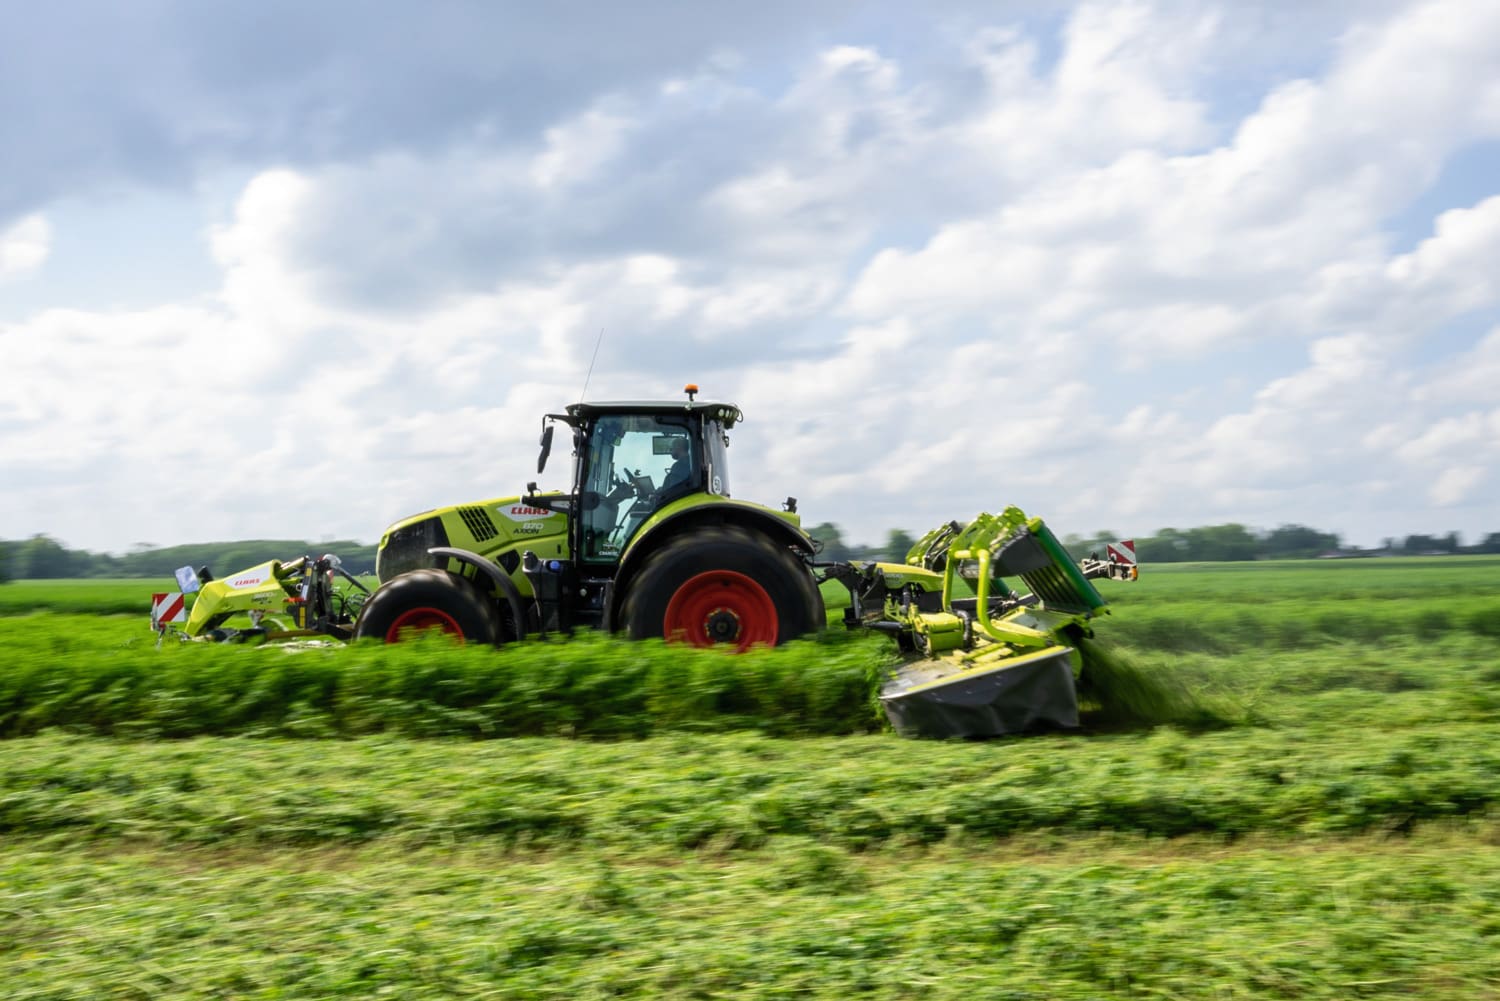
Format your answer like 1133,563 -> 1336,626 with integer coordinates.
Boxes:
623,468 -> 657,499
606,471 -> 638,505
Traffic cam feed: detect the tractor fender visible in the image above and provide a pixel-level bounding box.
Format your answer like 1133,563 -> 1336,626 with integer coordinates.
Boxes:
427,546 -> 529,640
605,500 -> 817,631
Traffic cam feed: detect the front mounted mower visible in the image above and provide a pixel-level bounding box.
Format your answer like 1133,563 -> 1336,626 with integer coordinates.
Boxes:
154,553 -> 369,644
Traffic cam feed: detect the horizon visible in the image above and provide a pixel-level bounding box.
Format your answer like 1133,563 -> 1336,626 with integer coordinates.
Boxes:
3,519 -> 1491,562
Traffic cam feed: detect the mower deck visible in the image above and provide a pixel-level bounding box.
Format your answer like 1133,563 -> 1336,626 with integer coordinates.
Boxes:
880,644 -> 1080,739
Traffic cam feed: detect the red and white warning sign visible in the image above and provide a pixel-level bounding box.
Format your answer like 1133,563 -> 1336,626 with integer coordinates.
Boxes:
1106,540 -> 1137,566
151,592 -> 186,629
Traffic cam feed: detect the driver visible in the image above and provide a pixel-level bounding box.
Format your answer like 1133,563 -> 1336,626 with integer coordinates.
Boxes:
661,437 -> 692,492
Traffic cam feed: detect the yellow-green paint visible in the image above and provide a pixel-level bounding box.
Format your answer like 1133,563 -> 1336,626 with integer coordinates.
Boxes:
886,644 -> 1078,697
864,562 -> 945,591
912,610 -> 966,653
620,494 -> 805,561
184,559 -> 303,636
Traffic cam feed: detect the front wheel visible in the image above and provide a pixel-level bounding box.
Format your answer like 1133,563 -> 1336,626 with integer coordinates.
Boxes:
622,525 -> 821,651
353,569 -> 499,644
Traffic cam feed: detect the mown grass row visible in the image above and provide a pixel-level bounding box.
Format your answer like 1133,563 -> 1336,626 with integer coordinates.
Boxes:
4,831 -> 1498,1000
1072,557 -> 1500,652
0,559 -> 1495,742
5,719 -> 1499,847
3,606 -> 1496,740
1105,595 -> 1500,652
1103,555 -> 1500,602
0,617 -> 892,739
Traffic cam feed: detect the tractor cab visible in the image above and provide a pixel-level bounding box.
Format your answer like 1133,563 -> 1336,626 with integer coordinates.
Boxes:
534,388 -> 742,569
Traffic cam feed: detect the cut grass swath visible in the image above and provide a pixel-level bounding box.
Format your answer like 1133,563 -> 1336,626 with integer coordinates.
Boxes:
1076,636 -> 1236,730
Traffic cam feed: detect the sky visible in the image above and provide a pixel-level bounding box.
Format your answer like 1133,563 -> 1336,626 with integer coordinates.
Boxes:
2,0 -> 1498,554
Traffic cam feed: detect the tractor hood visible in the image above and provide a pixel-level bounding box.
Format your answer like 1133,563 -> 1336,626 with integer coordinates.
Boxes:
374,493 -> 570,582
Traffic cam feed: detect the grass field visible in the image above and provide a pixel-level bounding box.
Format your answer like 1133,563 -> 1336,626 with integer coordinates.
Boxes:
1,561 -> 1498,998
0,578 -> 160,616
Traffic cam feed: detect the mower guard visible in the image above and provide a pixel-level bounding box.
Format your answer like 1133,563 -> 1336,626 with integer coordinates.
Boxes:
880,645 -> 1079,738
826,506 -> 1136,739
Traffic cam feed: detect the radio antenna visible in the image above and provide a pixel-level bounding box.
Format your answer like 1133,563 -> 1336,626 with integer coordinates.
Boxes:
579,327 -> 605,402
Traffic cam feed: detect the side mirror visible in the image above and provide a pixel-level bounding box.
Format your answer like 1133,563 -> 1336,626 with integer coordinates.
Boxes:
537,424 -> 555,474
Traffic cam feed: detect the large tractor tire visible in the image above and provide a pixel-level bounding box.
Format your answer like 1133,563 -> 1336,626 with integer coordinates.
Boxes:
622,525 -> 822,651
353,568 -> 500,644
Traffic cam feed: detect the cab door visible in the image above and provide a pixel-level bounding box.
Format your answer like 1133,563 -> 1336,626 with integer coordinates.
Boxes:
575,414 -> 698,567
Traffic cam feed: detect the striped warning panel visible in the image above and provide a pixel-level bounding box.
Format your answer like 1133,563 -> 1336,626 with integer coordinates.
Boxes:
1106,540 -> 1137,565
151,592 -> 186,629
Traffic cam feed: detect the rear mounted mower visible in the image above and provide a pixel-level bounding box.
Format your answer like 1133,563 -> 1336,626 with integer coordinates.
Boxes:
819,507 -> 1138,738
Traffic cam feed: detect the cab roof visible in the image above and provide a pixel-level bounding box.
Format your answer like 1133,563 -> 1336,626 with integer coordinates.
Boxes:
563,400 -> 743,428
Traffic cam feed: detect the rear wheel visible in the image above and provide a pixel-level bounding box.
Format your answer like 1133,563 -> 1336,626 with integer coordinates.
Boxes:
353,569 -> 500,644
623,525 -> 821,650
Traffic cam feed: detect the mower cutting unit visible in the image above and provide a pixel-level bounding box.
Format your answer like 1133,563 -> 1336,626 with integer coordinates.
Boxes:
823,508 -> 1138,738
153,554 -> 369,644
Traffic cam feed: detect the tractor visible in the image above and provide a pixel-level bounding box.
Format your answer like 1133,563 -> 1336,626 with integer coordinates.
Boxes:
154,386 -> 1139,737
352,386 -> 824,649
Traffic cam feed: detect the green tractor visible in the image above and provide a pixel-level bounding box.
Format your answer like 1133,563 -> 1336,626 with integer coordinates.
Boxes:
151,386 -> 1140,738
353,387 -> 825,649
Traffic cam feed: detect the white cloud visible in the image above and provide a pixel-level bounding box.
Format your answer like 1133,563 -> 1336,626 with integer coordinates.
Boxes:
1430,465 -> 1485,506
208,169 -> 332,341
0,214 -> 50,280
848,0 -> 1500,360
1396,412 -> 1496,463
1420,325 -> 1500,404
1385,196 -> 1500,314
530,107 -> 635,190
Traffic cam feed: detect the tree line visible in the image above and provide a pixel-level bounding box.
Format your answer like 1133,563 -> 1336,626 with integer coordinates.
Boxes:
2,522 -> 1499,581
0,536 -> 378,582
806,522 -> 1500,566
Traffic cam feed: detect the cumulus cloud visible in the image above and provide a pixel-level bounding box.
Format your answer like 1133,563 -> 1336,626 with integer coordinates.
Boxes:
0,214 -> 50,280
1385,196 -> 1500,315
1430,465 -> 1486,507
1420,325 -> 1500,404
0,0 -> 874,221
851,0 -> 1500,354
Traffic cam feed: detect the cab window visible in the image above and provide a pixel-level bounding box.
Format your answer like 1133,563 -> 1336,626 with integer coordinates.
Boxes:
704,420 -> 730,497
580,415 -> 697,561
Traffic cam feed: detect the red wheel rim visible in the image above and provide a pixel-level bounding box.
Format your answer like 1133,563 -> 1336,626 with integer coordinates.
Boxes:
385,607 -> 464,643
662,570 -> 778,651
